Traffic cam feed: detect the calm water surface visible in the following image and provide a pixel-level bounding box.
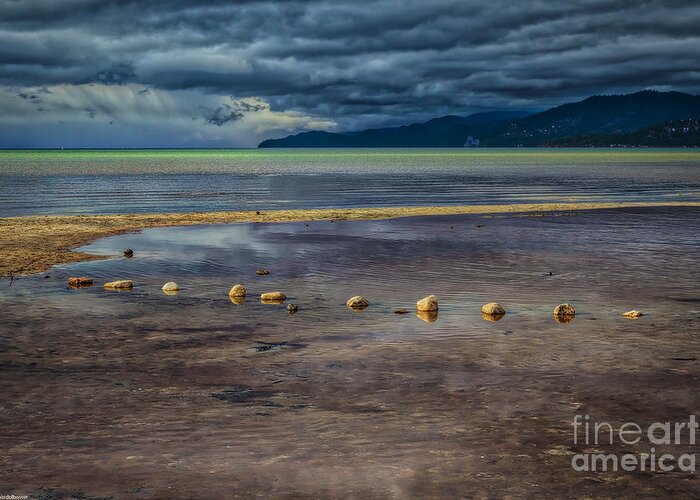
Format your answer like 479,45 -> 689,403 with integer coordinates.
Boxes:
1,208 -> 698,496
1,148 -> 699,215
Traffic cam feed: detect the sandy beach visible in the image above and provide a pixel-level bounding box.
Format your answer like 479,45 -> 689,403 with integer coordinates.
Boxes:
2,201 -> 699,277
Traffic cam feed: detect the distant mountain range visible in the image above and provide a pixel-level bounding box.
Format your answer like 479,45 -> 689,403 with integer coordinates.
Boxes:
258,90 -> 700,148
258,111 -> 529,148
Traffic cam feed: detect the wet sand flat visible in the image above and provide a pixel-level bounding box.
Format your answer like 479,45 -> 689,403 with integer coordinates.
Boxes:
1,201 -> 699,276
0,207 -> 698,498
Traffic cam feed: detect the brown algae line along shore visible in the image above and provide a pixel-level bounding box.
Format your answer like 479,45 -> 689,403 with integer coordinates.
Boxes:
1,201 -> 699,277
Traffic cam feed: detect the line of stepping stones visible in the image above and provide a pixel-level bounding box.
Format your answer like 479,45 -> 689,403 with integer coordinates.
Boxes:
66,272 -> 643,323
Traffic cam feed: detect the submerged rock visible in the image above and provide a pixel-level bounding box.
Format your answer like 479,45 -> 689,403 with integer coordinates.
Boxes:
256,269 -> 271,276
394,308 -> 409,314
103,280 -> 133,290
287,304 -> 299,314
554,303 -> 576,322
346,295 -> 370,310
416,295 -> 438,312
623,310 -> 643,318
417,310 -> 438,323
261,291 -> 286,302
482,312 -> 505,322
67,277 -> 93,288
554,314 -> 575,324
123,249 -> 134,258
482,303 -> 506,322
482,302 -> 506,316
228,284 -> 247,297
161,281 -> 179,292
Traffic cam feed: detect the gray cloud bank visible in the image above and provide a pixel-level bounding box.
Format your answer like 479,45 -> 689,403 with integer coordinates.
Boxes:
1,0 -> 699,147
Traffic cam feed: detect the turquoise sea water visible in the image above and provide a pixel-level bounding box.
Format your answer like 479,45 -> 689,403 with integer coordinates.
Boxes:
0,148 -> 698,216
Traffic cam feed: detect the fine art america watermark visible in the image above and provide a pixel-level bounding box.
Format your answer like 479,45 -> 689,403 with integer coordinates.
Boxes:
571,414 -> 697,472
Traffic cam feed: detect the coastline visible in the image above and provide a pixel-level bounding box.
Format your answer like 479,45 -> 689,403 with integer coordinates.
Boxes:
1,200 -> 698,276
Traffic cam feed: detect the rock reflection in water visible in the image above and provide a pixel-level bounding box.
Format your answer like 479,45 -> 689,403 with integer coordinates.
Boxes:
416,310 -> 439,323
482,311 -> 505,322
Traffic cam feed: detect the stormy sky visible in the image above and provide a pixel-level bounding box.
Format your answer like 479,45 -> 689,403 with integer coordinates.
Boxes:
1,0 -> 699,147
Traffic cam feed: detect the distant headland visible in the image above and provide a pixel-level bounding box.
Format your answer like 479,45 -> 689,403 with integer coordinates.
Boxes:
259,90 -> 700,148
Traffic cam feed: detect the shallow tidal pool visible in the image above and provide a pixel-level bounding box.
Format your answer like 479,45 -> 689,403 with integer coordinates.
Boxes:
1,207 -> 698,497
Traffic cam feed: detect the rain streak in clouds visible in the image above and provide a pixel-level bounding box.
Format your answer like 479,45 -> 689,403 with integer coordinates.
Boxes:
1,0 -> 699,147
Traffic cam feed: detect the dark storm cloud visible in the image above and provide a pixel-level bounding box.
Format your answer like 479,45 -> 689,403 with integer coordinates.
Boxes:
86,62 -> 137,85
202,99 -> 268,126
1,0 -> 699,144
